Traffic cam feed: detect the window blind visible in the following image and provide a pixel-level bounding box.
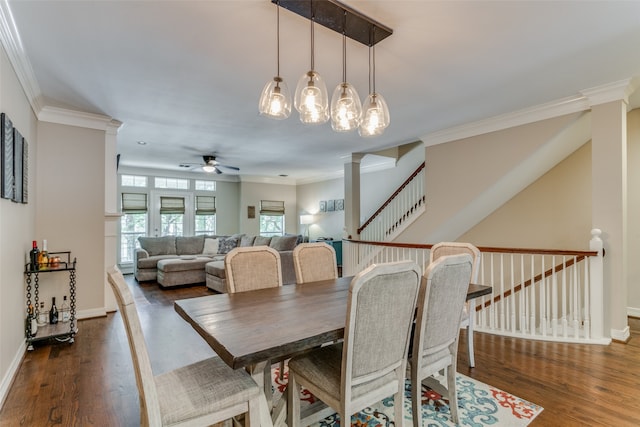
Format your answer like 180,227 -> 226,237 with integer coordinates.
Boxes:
160,196 -> 185,214
196,196 -> 216,215
260,200 -> 285,216
121,193 -> 147,213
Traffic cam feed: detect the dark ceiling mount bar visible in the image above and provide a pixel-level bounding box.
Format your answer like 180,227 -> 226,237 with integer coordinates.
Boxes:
272,0 -> 393,46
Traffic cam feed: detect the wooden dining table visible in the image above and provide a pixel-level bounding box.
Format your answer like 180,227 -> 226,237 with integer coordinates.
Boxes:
174,276 -> 492,426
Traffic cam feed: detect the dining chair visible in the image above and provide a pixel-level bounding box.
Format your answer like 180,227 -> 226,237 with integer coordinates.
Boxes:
410,253 -> 473,426
106,266 -> 260,427
287,261 -> 422,427
225,246 -> 283,293
292,242 -> 338,284
429,242 -> 481,367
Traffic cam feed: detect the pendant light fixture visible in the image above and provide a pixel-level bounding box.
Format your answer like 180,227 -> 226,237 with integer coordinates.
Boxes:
294,0 -> 329,124
330,12 -> 362,132
259,1 -> 291,120
359,28 -> 390,137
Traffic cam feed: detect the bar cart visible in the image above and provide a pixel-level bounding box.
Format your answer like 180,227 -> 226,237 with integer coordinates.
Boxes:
24,251 -> 77,350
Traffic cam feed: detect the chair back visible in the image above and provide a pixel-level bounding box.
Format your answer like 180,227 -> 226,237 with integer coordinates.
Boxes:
341,261 -> 421,402
293,242 -> 338,284
225,246 -> 283,293
429,242 -> 480,283
413,254 -> 473,364
106,266 -> 162,426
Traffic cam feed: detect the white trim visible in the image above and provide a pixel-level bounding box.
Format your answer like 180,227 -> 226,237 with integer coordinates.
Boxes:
627,306 -> 640,318
0,340 -> 26,409
580,78 -> 635,107
38,106 -> 115,131
610,325 -> 630,342
76,308 -> 107,320
0,0 -> 42,114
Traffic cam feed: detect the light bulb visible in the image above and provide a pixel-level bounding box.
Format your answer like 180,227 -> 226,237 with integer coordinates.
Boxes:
359,93 -> 389,137
259,77 -> 291,120
331,82 -> 362,132
294,71 -> 329,124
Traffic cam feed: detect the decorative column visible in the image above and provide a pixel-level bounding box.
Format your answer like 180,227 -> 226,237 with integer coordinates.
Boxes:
104,119 -> 122,312
582,79 -> 632,342
343,154 -> 364,240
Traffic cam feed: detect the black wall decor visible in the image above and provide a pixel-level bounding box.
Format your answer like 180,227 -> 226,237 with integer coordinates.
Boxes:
1,113 -> 14,200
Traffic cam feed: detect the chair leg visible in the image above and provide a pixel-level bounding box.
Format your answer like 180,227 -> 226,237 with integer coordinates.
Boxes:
411,368 -> 421,427
246,395 -> 260,427
287,371 -> 301,427
394,378 -> 406,427
446,365 -> 459,425
467,314 -> 475,368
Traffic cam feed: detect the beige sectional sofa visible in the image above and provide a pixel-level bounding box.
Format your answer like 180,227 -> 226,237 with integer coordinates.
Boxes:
133,234 -> 300,290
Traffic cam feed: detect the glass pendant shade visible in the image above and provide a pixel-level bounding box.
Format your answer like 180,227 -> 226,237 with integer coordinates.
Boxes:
294,70 -> 329,124
330,82 -> 362,131
358,92 -> 390,137
259,77 -> 291,119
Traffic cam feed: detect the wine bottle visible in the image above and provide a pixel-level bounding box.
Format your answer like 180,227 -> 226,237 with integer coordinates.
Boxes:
27,304 -> 37,336
37,301 -> 47,325
49,297 -> 59,324
61,295 -> 70,323
38,239 -> 49,269
30,240 -> 39,271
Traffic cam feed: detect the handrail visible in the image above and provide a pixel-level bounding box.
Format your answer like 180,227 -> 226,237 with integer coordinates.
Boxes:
357,162 -> 425,234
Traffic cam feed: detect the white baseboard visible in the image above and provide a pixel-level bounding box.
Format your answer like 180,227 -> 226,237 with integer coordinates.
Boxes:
627,306 -> 640,318
610,325 -> 631,342
0,340 -> 26,410
76,307 -> 107,320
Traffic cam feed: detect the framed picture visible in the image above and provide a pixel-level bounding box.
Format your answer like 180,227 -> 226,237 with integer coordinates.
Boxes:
319,200 -> 326,212
247,205 -> 255,219
336,199 -> 344,211
1,113 -> 14,200
13,128 -> 23,203
327,199 -> 335,212
22,138 -> 28,204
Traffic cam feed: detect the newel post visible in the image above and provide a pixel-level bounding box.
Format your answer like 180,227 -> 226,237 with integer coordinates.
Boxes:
589,228 -> 605,340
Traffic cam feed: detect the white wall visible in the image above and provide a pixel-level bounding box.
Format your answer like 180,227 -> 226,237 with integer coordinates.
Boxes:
0,44 -> 37,406
626,109 -> 640,316
296,177 -> 344,240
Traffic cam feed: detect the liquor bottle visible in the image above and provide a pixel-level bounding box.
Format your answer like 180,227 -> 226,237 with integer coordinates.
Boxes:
27,304 -> 37,336
61,295 -> 70,323
37,301 -> 47,325
49,297 -> 59,324
30,240 -> 39,271
38,239 -> 49,269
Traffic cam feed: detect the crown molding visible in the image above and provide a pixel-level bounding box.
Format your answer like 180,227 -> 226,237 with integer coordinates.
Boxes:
38,105 -> 115,131
0,0 -> 43,114
580,78 -> 635,107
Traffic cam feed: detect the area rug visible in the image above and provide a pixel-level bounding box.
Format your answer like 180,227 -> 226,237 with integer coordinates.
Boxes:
272,366 -> 543,426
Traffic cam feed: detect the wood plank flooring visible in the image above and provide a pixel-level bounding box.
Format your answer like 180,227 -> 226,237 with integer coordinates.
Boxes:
1,275 -> 639,426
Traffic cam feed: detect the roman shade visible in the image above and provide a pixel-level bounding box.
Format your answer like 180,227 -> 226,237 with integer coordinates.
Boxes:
160,197 -> 185,214
260,200 -> 285,216
196,196 -> 216,215
121,193 -> 147,213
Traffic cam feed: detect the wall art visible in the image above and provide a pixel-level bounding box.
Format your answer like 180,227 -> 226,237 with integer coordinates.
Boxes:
1,113 -> 14,200
13,127 -> 23,203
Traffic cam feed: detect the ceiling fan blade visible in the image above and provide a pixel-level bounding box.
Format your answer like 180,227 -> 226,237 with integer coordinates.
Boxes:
217,165 -> 240,171
215,167 -> 223,174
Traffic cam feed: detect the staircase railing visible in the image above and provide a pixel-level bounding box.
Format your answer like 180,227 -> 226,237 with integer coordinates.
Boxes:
343,229 -> 608,344
358,163 -> 425,242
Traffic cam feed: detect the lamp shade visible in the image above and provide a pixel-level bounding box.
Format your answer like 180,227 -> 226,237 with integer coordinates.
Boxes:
300,214 -> 314,225
358,92 -> 390,137
294,70 -> 329,124
330,82 -> 362,131
259,77 -> 292,119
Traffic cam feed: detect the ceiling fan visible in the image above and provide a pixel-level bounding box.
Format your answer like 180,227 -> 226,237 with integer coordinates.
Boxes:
180,155 -> 240,174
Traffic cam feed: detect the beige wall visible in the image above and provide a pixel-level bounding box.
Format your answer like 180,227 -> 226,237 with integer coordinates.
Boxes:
460,142 -> 592,249
36,122 -> 106,315
296,177 -> 344,240
626,109 -> 640,315
238,181 -> 296,236
0,45 -> 38,403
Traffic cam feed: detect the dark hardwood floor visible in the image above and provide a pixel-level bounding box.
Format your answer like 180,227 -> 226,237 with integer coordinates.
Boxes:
1,275 -> 639,426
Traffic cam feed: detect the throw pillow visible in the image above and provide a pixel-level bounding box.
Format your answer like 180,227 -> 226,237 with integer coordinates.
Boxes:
138,236 -> 176,256
269,235 -> 298,251
218,237 -> 239,254
176,236 -> 205,255
240,235 -> 256,247
203,238 -> 219,256
253,236 -> 272,246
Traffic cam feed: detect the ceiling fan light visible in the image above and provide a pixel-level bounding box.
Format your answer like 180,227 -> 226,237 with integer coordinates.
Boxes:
294,70 -> 329,124
330,82 -> 362,131
358,92 -> 390,137
202,164 -> 216,173
259,77 -> 291,119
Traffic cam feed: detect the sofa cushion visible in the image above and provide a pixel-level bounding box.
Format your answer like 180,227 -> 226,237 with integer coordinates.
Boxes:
203,238 -> 219,256
206,260 -> 226,279
254,236 -> 272,246
218,237 -> 239,254
157,256 -> 213,273
176,236 -> 205,255
240,235 -> 256,247
137,254 -> 180,269
139,236 -> 176,256
270,235 -> 298,251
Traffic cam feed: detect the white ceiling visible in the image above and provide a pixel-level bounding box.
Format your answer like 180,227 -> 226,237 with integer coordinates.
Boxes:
7,0 -> 640,182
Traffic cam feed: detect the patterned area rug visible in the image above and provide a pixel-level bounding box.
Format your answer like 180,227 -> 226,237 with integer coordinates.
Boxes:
272,366 -> 543,426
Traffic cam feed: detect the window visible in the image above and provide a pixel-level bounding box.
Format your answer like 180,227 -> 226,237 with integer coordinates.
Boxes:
155,177 -> 189,190
121,175 -> 147,187
259,200 -> 285,237
195,196 -> 216,235
160,196 -> 185,236
195,180 -> 216,191
120,193 -> 148,263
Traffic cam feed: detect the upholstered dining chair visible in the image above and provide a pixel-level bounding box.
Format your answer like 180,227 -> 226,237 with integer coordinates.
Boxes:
410,253 -> 473,426
429,242 -> 481,368
287,261 -> 421,427
225,246 -> 283,293
292,242 -> 338,284
106,266 -> 260,427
